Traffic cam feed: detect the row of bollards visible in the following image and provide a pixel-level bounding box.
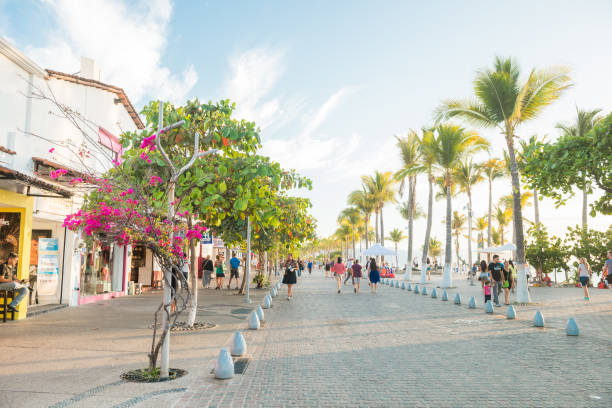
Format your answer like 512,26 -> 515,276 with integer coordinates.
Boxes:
384,279 -> 580,337
215,281 -> 282,379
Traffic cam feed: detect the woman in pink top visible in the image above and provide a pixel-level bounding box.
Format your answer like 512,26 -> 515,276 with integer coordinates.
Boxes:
332,257 -> 346,294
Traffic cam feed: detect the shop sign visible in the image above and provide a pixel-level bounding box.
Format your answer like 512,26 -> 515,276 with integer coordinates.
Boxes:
200,233 -> 213,245
212,238 -> 224,248
37,238 -> 59,296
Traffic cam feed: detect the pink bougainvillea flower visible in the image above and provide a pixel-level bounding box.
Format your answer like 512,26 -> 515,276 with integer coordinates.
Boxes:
49,148 -> 55,153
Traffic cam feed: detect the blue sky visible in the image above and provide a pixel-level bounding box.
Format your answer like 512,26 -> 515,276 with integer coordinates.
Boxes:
2,0 -> 612,259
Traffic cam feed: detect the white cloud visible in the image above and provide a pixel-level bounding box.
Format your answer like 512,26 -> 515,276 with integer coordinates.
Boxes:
23,0 -> 196,104
300,88 -> 349,138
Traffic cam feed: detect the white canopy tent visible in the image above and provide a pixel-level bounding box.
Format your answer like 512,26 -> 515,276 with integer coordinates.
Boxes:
479,243 -> 517,253
363,243 -> 396,256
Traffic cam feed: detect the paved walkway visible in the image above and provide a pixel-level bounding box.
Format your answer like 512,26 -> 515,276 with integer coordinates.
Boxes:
177,271 -> 612,407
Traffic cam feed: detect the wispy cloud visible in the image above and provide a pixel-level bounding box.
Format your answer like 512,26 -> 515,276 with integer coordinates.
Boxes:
300,88 -> 349,138
22,0 -> 197,104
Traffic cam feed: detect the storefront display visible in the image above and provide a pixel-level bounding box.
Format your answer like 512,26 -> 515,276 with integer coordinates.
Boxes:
79,239 -> 116,297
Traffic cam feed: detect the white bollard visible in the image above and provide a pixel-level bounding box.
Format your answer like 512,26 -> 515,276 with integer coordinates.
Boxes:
215,348 -> 234,379
263,295 -> 272,309
506,305 -> 516,319
533,310 -> 545,327
230,331 -> 247,356
248,311 -> 260,330
256,304 -> 265,322
454,293 -> 461,305
468,296 -> 476,309
566,317 -> 579,336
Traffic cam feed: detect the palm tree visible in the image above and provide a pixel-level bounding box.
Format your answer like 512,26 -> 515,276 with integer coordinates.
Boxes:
416,129 -> 437,283
386,228 -> 407,268
454,159 -> 485,270
437,56 -> 571,303
556,108 -> 602,230
335,223 -> 352,260
500,191 -> 533,253
348,187 -> 375,251
428,237 -> 442,259
490,228 -> 501,246
479,158 -> 506,251
493,204 -> 511,245
474,216 -> 488,250
428,123 -> 488,288
517,135 -> 547,232
394,131 -> 422,280
450,211 -> 467,264
361,171 -> 397,253
338,207 -> 361,260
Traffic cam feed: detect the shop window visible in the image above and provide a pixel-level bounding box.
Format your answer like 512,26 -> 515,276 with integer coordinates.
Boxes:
79,239 -> 115,297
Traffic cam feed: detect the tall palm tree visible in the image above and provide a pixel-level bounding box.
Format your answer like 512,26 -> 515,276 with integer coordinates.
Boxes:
418,129 -> 437,284
450,211 -> 467,264
362,171 -> 397,253
428,237 -> 442,259
474,216 -> 488,250
428,123 -> 488,288
386,228 -> 407,268
479,158 -> 506,251
555,108 -> 602,230
493,204 -> 511,245
394,131 -> 422,280
517,135 -> 547,232
437,56 -> 571,303
348,187 -> 375,251
338,207 -> 361,260
454,159 -> 485,270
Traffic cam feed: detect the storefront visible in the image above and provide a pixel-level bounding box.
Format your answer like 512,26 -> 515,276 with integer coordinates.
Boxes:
129,245 -> 162,289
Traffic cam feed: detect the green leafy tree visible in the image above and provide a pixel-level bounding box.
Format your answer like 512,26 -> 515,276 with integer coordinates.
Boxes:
525,226 -> 569,281
361,171 -> 397,254
474,216 -> 488,249
348,187 -> 376,251
338,207 -> 361,259
480,158 -> 506,248
437,56 -> 571,302
454,159 -> 484,268
564,225 -> 612,278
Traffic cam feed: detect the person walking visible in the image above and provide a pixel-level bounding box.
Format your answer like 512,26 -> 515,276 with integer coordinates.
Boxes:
368,258 -> 380,293
483,278 -> 492,304
307,260 -> 313,275
427,258 -> 432,281
214,255 -> 225,290
201,255 -> 213,288
0,252 -> 29,313
478,260 -> 488,288
297,258 -> 304,278
325,259 -> 331,278
282,254 -> 298,300
228,252 -> 240,290
332,257 -> 346,294
488,255 -> 505,307
578,257 -> 592,300
351,259 -> 363,293
603,251 -> 612,292
344,258 -> 353,285
508,260 -> 517,293
502,260 -> 512,305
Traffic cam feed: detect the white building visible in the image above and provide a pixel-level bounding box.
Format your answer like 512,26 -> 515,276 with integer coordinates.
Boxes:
0,36 -> 145,319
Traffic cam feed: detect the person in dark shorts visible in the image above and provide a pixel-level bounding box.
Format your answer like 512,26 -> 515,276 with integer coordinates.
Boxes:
368,258 -> 380,293
487,255 -> 506,307
578,257 -> 592,300
325,260 -> 331,278
603,251 -> 612,292
282,254 -> 298,300
214,255 -> 225,290
307,260 -> 313,275
351,259 -> 363,293
228,252 -> 240,290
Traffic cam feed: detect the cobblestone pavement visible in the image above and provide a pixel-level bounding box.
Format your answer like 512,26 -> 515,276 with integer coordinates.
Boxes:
176,270 -> 612,408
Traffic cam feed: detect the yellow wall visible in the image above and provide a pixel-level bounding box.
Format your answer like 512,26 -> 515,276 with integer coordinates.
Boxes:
0,189 -> 34,320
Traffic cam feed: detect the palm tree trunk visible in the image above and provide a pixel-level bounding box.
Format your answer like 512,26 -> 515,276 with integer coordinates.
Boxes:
420,174 -> 434,284
487,178 -> 492,250
442,174 -> 453,288
395,243 -> 398,268
506,132 -> 530,303
380,206 -> 385,263
467,191 -> 474,274
500,225 -> 504,246
352,228 -> 356,260
365,214 -> 370,249
533,188 -> 541,232
405,177 -> 414,281
375,210 -> 380,244
582,186 -> 588,230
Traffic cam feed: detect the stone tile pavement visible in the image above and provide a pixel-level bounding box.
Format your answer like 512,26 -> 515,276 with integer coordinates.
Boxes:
175,271 -> 612,408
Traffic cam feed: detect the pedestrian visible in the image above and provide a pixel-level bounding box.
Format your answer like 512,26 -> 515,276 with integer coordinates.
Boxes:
483,278 -> 492,304
214,255 -> 225,290
368,258 -> 380,293
503,260 -> 512,305
181,254 -> 190,288
325,259 -> 331,278
478,260 -> 488,287
201,255 -> 213,288
487,254 -> 505,307
351,259 -> 363,293
332,257 -> 346,294
282,254 -> 298,300
228,252 -> 240,290
298,258 -> 304,278
307,260 -> 313,274
0,252 -> 29,313
344,258 -> 353,285
508,260 -> 517,293
603,251 -> 612,292
427,258 -> 432,281
578,257 -> 592,300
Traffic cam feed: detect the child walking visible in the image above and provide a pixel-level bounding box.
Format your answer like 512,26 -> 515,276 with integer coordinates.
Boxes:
483,279 -> 492,304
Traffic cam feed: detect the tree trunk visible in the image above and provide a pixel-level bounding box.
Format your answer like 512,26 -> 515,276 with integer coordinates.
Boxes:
375,210 -> 380,244
420,174 -> 434,284
380,206 -> 385,263
365,214 -> 370,250
186,216 -> 198,327
442,174 -> 453,288
582,186 -> 588,230
467,190 -> 473,273
487,178 -> 492,249
500,225 -> 504,246
395,243 -> 398,268
405,177 -> 414,281
505,131 -> 530,303
352,228 -> 356,260
533,188 -> 540,232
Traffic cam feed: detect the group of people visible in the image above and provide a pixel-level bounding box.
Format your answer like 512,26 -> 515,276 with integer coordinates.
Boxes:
197,252 -> 243,290
327,257 -> 382,294
477,254 -> 517,307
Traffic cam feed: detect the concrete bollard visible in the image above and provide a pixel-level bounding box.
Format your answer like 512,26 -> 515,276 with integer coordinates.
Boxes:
231,331 -> 247,356
454,293 -> 461,305
431,288 -> 437,298
485,300 -> 494,313
277,282 -> 281,290
401,282 -> 406,290
263,294 -> 272,309
395,281 -> 400,288
422,286 -> 428,295
566,317 -> 579,336
414,284 -> 419,294
248,311 -> 260,330
468,296 -> 476,309
533,311 -> 545,327
407,283 -> 412,291
215,348 -> 234,379
506,305 -> 516,319
256,304 -> 265,322
441,290 -> 448,301
271,287 -> 277,297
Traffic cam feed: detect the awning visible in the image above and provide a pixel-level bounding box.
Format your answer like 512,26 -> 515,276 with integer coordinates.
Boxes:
0,165 -> 73,198
363,243 -> 396,256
